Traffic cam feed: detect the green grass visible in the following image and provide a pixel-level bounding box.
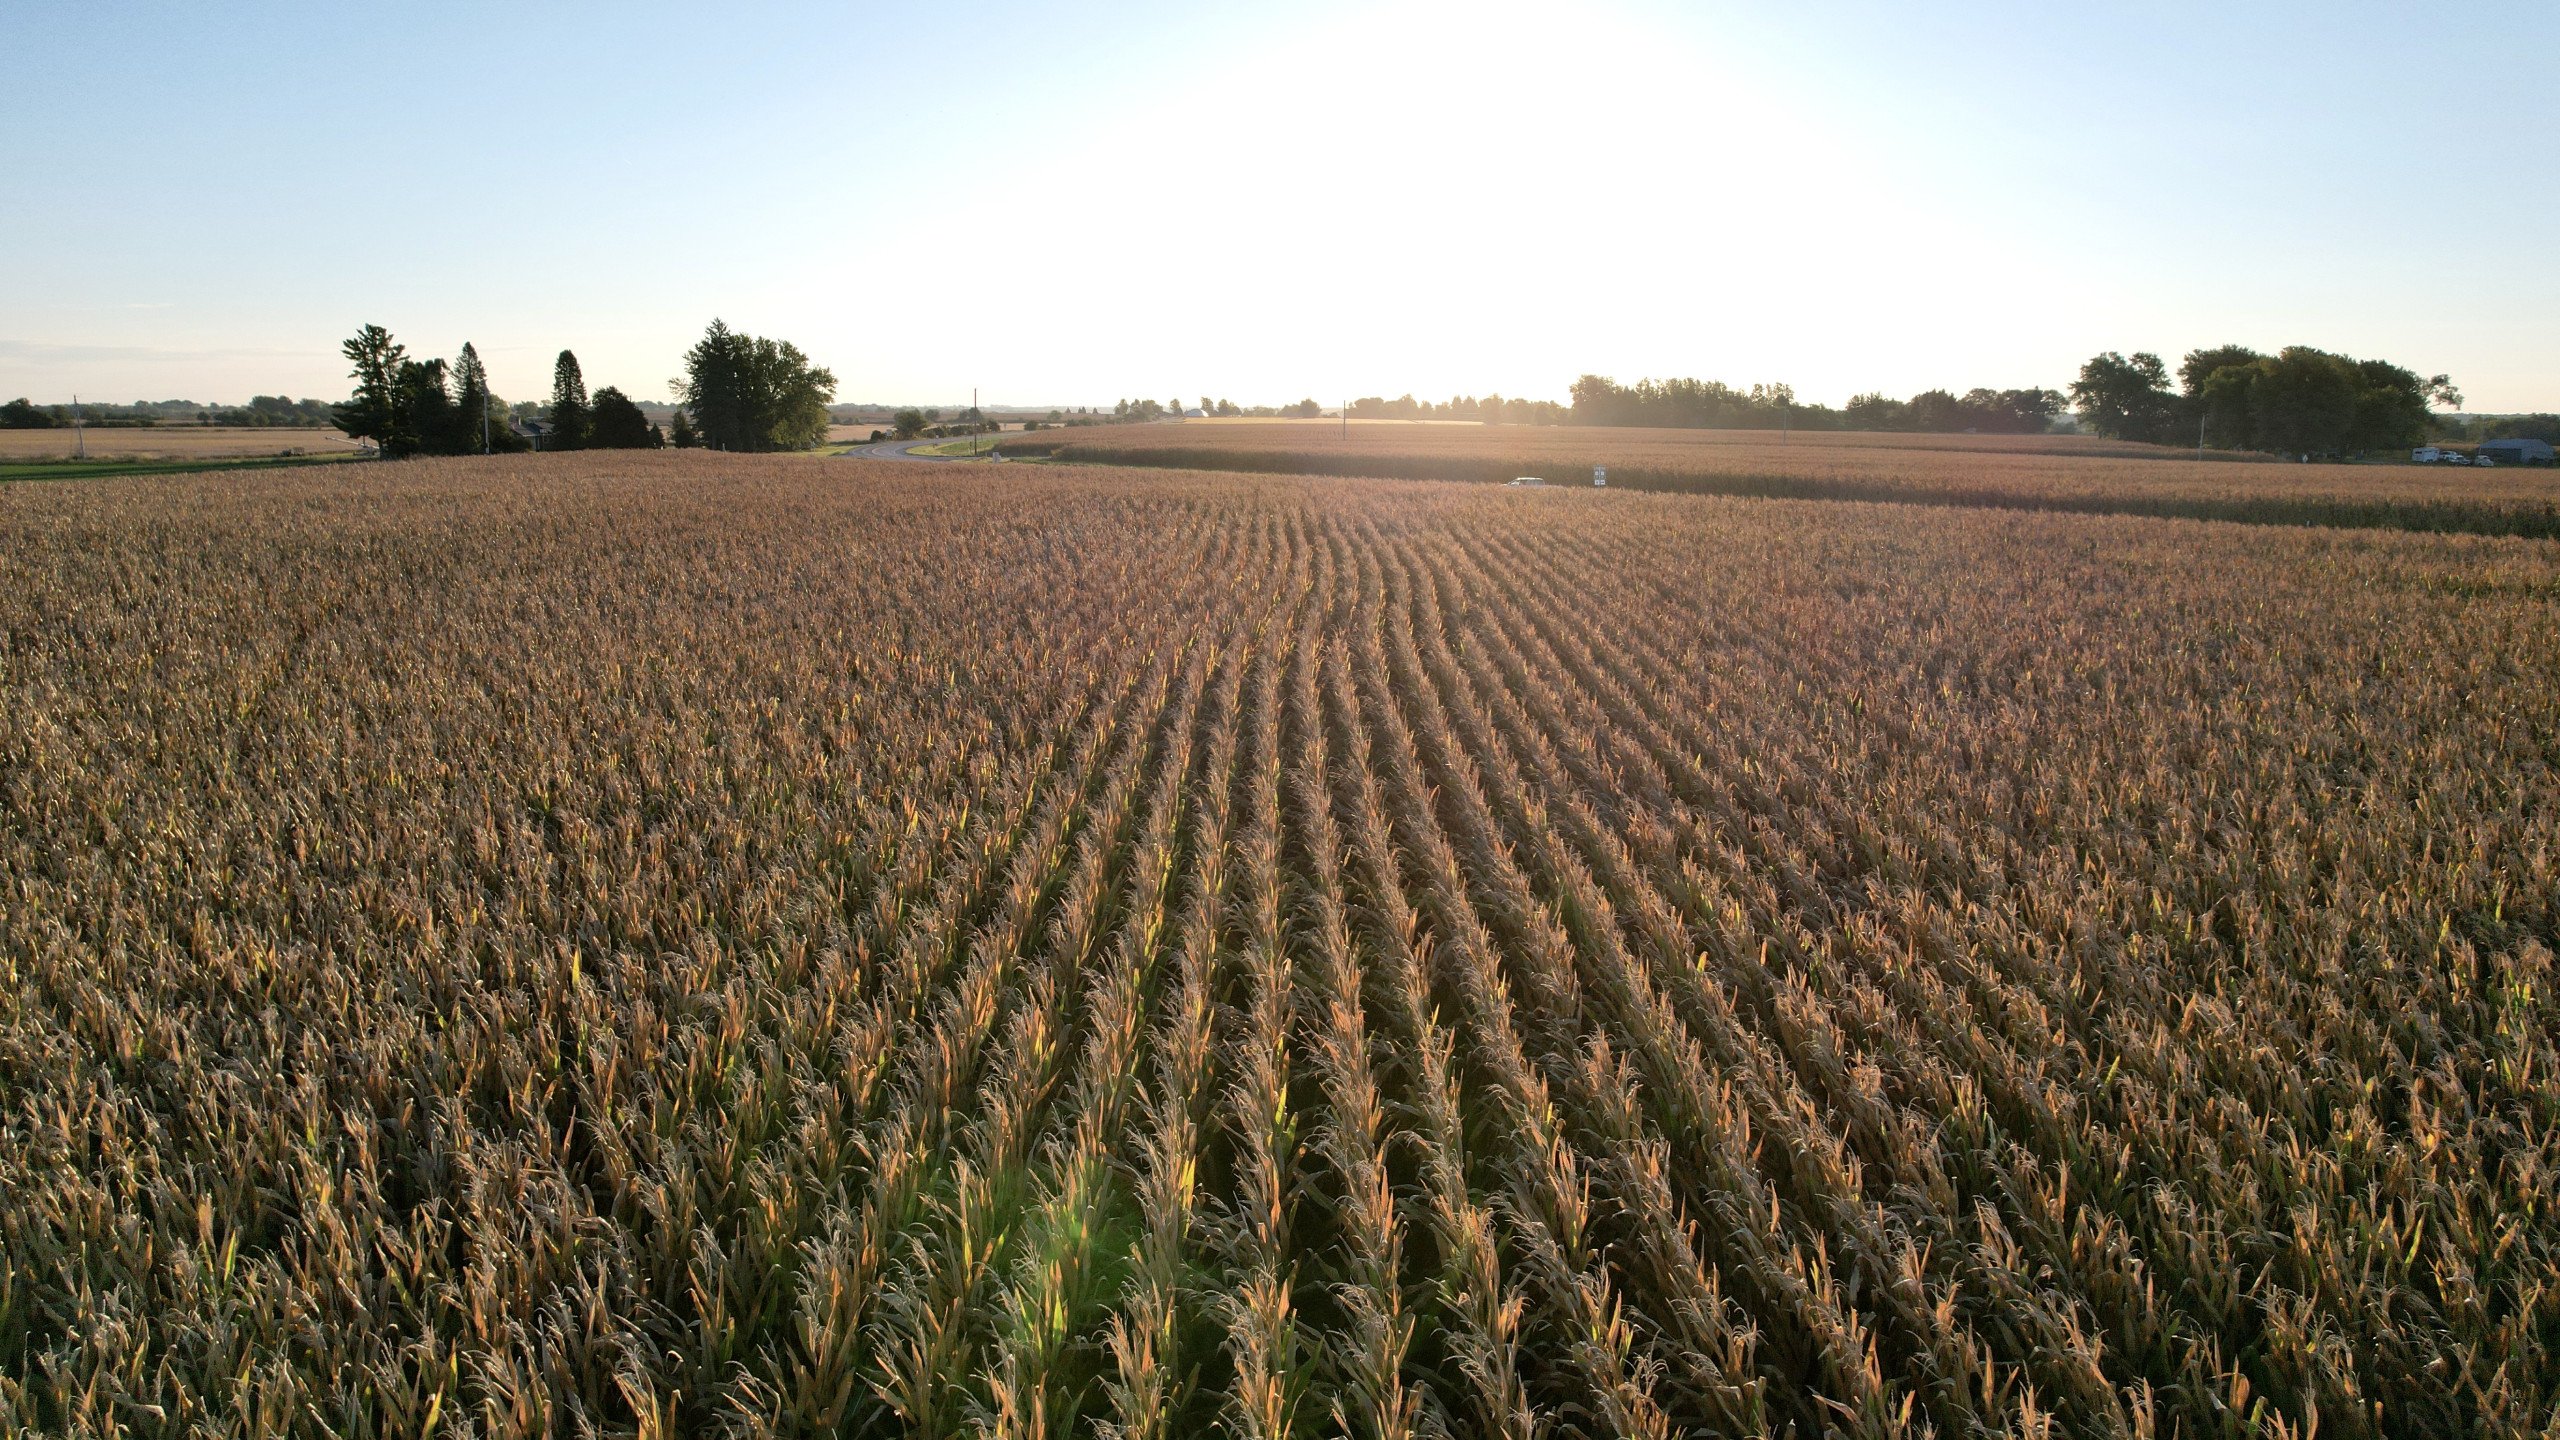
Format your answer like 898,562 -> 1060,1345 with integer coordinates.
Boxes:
0,453 -> 365,484
910,437 -> 1000,457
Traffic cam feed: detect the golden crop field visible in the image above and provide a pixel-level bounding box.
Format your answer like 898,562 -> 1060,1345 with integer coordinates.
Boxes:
4,455 -> 2556,1438
1003,421 -> 2560,538
0,426 -> 360,461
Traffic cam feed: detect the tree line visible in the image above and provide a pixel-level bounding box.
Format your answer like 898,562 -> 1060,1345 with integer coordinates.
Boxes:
1055,397 -> 1330,426
333,319 -> 834,458
2072,346 -> 2458,456
1351,393 -> 1572,425
2434,412 -> 2560,446
1565,375 -> 2066,434
1315,380 -> 2061,434
0,396 -> 338,429
1327,353 -> 2464,455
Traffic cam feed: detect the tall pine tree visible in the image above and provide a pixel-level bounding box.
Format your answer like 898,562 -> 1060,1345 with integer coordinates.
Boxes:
679,320 -> 752,450
548,349 -> 589,451
452,342 -> 493,454
396,359 -> 455,455
334,324 -> 410,455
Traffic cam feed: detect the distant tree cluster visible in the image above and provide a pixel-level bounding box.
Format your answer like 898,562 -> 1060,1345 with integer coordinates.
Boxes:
1352,393 -> 1571,425
1563,375 -> 2060,434
1,396 -> 338,429
335,328 -> 528,458
200,396 -> 340,427
1567,376 -> 1797,429
334,325 -> 675,458
2433,413 -> 2560,445
676,320 -> 835,452
2073,346 -> 2456,456
1841,387 -> 2065,434
887,405 -> 996,442
1045,397 -> 1332,426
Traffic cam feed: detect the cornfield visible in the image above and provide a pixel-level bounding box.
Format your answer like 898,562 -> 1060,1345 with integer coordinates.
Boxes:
4,454 -> 2555,1439
1001,423 -> 2560,539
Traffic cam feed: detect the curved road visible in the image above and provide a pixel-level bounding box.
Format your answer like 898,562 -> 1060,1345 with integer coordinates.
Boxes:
843,437 -> 1005,462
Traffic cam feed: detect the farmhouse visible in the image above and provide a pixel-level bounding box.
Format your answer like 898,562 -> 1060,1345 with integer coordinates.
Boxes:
2478,438 -> 2555,466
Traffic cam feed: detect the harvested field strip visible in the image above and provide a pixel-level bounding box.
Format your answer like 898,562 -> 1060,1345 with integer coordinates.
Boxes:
3,455 -> 2555,1437
1001,428 -> 2560,539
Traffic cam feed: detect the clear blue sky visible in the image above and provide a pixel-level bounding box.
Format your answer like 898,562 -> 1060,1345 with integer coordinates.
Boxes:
4,0 -> 2554,411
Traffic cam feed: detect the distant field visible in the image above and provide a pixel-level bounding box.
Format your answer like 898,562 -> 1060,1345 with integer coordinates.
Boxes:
827,422 -> 1047,443
0,425 -> 359,461
0,452 -> 360,485
4,455 -> 2554,1435
1005,421 -> 2560,537
1173,416 -> 2249,460
912,436 -> 1001,456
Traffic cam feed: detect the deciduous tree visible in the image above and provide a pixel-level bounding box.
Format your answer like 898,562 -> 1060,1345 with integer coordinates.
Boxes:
2070,351 -> 2179,443
678,320 -> 836,451
587,387 -> 656,449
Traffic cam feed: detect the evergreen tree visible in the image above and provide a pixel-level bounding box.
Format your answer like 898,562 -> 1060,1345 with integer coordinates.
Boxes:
679,320 -> 752,450
548,350 -> 589,450
334,324 -> 410,455
670,409 -> 699,448
395,358 -> 455,455
451,342 -> 493,454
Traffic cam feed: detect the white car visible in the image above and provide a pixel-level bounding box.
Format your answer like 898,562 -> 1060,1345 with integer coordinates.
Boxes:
2473,456 -> 2496,468
1507,476 -> 1546,487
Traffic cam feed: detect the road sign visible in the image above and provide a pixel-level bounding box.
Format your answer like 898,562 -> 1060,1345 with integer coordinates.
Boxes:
1593,466 -> 1607,487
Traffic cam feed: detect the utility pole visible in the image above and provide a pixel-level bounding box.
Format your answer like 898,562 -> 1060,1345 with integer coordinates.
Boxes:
1342,399 -> 1348,440
72,394 -> 85,460
2197,408 -> 2208,460
482,388 -> 492,454
974,386 -> 981,456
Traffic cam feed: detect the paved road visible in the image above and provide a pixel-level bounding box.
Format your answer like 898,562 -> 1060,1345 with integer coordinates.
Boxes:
843,437 -> 1004,462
